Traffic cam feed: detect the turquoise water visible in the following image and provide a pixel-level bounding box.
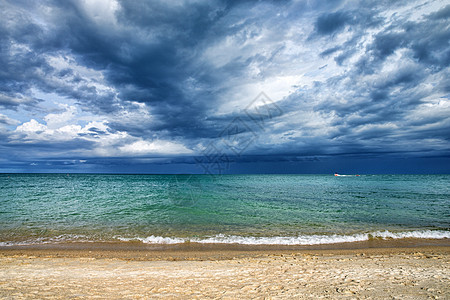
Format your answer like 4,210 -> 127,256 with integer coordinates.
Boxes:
0,174 -> 449,245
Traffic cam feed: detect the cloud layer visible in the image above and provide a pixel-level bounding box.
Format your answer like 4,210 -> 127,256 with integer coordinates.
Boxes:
0,0 -> 449,173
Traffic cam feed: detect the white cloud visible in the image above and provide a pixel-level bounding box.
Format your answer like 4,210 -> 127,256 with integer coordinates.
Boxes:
119,140 -> 193,155
15,118 -> 81,142
44,104 -> 77,129
13,104 -> 192,157
45,54 -> 117,99
77,0 -> 120,28
16,119 -> 47,133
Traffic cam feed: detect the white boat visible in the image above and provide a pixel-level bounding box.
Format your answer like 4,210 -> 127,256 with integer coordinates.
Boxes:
334,173 -> 360,177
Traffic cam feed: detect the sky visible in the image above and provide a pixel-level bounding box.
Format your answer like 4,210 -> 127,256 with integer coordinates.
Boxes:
0,0 -> 449,174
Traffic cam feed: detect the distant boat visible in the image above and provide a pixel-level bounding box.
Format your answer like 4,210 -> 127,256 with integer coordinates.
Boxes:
334,173 -> 360,177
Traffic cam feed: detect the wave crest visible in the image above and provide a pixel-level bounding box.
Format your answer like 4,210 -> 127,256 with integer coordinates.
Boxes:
1,230 -> 448,247
119,230 -> 450,245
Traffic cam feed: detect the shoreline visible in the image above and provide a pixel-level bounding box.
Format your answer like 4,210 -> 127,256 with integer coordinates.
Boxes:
1,238 -> 448,260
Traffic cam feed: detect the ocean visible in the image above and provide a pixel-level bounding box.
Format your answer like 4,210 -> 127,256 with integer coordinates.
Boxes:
0,174 -> 449,247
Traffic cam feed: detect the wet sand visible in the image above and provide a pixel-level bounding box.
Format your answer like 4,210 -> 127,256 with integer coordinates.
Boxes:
1,242 -> 449,299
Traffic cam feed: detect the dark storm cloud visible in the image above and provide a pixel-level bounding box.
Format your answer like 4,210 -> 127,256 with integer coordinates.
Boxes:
44,0 -> 248,137
315,11 -> 353,35
428,3 -> 450,20
304,3 -> 450,146
320,46 -> 341,57
98,0 -> 290,140
356,6 -> 450,75
1,138 -> 96,165
0,0 -> 310,139
312,6 -> 384,67
312,4 -> 383,37
0,1 -> 108,113
0,93 -> 41,110
0,0 -> 449,173
0,114 -> 18,126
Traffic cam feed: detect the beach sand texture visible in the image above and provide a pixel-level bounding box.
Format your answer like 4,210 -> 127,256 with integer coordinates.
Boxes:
1,247 -> 449,299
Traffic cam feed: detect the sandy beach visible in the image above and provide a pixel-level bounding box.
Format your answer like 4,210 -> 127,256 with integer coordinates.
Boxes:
1,245 -> 448,299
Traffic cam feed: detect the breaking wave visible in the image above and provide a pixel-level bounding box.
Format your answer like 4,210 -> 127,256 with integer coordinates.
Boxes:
117,230 -> 450,245
1,230 -> 448,247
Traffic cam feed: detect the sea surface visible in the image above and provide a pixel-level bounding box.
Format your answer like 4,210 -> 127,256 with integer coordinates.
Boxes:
0,174 -> 449,246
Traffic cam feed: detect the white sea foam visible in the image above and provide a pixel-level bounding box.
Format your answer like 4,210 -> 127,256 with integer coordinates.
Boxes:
123,230 -> 450,245
0,234 -> 91,247
116,235 -> 186,244
196,230 -> 450,245
1,230 -> 448,247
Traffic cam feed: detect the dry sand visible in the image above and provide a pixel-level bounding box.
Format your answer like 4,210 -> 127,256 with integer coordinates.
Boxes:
0,246 -> 449,299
